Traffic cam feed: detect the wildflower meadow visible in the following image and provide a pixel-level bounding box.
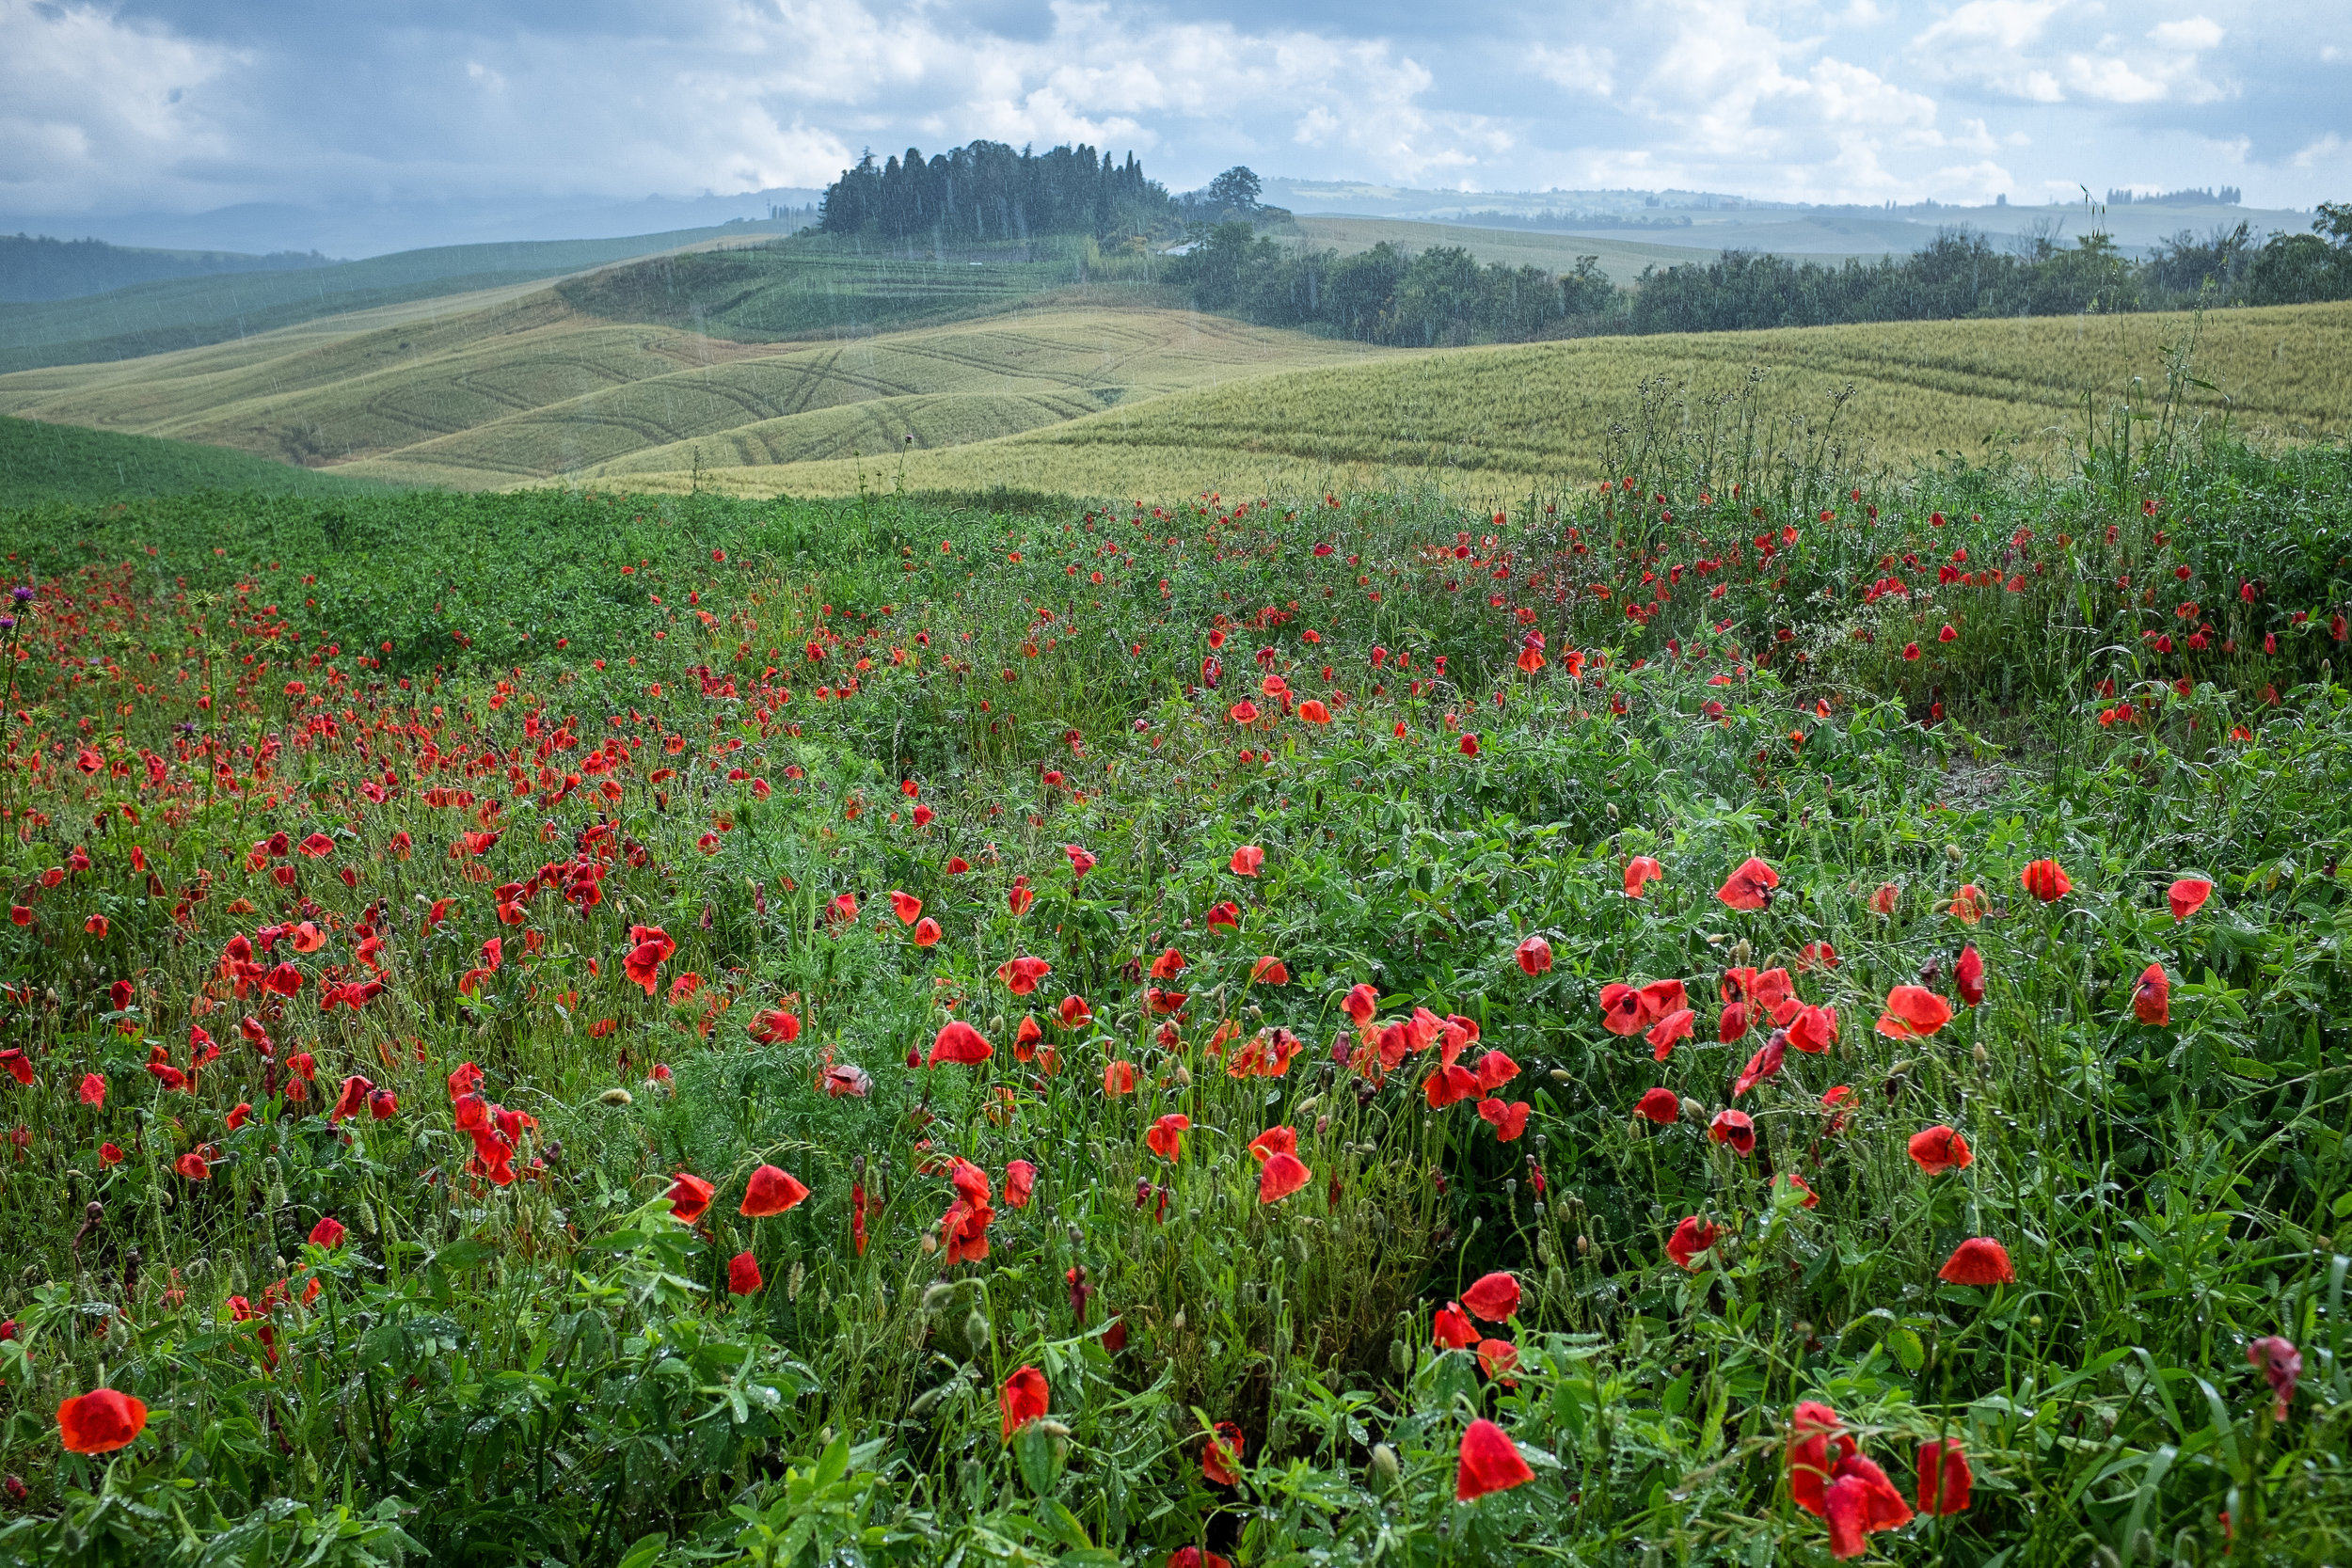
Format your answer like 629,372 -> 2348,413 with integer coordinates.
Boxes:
0,393 -> 2348,1567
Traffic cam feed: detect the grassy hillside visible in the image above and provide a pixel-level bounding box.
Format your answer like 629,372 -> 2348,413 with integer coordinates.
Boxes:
0,292 -> 1381,488
626,300 -> 2352,499
0,221 -> 802,374
0,414 -> 399,503
555,231 -> 1160,341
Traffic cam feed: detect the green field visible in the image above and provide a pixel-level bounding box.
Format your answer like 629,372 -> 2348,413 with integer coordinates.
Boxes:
1,416 -> 2348,1564
0,412 -> 401,502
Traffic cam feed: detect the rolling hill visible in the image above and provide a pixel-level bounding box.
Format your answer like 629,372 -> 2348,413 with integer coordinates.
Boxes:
0,219 -> 804,374
0,269 -> 1383,488
0,414 -> 399,504
604,300 -> 2352,501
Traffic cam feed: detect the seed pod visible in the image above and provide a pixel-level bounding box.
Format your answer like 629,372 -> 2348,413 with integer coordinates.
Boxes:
1372,1443 -> 1401,1481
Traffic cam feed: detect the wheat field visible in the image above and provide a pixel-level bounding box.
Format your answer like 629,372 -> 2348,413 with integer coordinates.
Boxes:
612,301 -> 2352,500
0,291 -> 1382,487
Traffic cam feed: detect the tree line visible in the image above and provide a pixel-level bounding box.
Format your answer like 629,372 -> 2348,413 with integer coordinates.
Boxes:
818,141 -> 1175,245
1168,208 -> 2352,347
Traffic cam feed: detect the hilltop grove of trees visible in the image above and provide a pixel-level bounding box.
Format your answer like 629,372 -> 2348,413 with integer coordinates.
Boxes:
818,140 -> 1176,245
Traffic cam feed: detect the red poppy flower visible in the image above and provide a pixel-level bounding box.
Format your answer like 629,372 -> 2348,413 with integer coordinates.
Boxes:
1461,1271 -> 1521,1323
1717,856 -> 1780,911
1003,1160 -> 1036,1209
2019,859 -> 2073,902
1454,1418 -> 1534,1501
1733,1033 -> 1787,1098
1057,994 -> 1093,1028
1151,947 -> 1187,979
2168,878 -> 2212,922
175,1150 -> 211,1180
1907,1125 -> 1973,1174
226,1102 -> 252,1131
1955,942 -> 1985,1006
1422,1064 -> 1480,1108
723,1251 -> 761,1295
1103,1059 -> 1137,1095
749,1008 -> 803,1044
1513,935 -> 1552,976
740,1164 -> 810,1217
996,956 -> 1052,995
1624,856 -> 1664,897
1666,1214 -> 1718,1270
329,1074 -> 373,1124
2248,1336 -> 2301,1422
1230,845 -> 1264,876
1251,956 -> 1289,985
1342,983 -> 1378,1026
78,1072 -> 105,1108
889,891 -> 922,926
1145,1113 -> 1191,1161
1708,1109 -> 1756,1156
1875,986 -> 1954,1040
2133,962 -> 2170,1025
1645,1007 -> 1696,1061
1915,1438 -> 1972,1516
1937,1237 -> 2016,1285
666,1172 -> 716,1224
1636,1086 -> 1681,1124
101,1142 -> 125,1164
1788,1003 -> 1840,1053
1001,1365 -> 1049,1440
1166,1550 -> 1232,1568
946,855 -> 971,875
300,1215 -> 345,1250
1433,1302 -> 1479,1348
1230,699 -> 1260,724
622,926 -> 675,995
1458,734 -> 1480,756
1476,1338 -> 1519,1386
1780,1172 -> 1820,1208
1477,1099 -> 1531,1140
1258,1150 -> 1311,1204
1205,900 -> 1241,929
1200,1420 -> 1247,1484
1248,1126 -> 1298,1164
56,1388 -> 148,1454
929,1021 -> 993,1066
1063,844 -> 1097,878
1948,884 -> 1988,924
1824,1450 -> 1915,1558
1472,1049 -> 1518,1091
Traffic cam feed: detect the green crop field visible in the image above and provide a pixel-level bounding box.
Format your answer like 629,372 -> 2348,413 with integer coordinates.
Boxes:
1290,214 -> 1754,282
0,414 -> 402,503
1,388 -> 2348,1564
621,300 -> 2352,501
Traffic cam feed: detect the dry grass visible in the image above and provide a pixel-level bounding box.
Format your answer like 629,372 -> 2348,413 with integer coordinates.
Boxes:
0,293 -> 1383,487
619,300 -> 2352,501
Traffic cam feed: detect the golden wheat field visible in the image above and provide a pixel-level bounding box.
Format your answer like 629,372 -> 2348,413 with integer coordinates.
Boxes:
0,291 -> 1381,489
622,301 -> 2352,500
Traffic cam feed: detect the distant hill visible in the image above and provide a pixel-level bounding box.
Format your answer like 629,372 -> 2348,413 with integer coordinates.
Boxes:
0,234 -> 337,303
0,416 -> 402,506
0,219 -> 805,374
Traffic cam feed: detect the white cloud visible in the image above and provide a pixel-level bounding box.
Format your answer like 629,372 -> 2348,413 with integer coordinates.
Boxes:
1526,43 -> 1616,97
0,0 -> 244,211
2149,17 -> 2224,51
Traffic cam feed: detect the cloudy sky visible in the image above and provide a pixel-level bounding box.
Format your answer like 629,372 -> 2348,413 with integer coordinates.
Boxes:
3,0 -> 2344,241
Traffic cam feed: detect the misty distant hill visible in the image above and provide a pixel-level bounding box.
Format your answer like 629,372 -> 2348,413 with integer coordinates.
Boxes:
0,234 -> 337,303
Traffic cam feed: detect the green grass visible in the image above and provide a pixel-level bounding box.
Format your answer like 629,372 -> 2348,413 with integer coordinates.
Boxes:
0,413 -> 404,503
0,388 -> 2348,1567
0,222 -> 803,374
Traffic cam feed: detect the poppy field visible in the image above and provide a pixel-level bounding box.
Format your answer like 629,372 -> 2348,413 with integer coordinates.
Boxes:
1,409 -> 2350,1567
